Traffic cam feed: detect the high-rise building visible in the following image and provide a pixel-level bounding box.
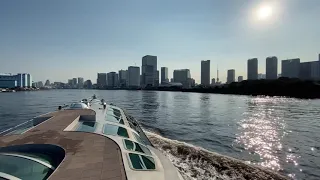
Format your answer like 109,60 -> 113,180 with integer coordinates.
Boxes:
173,69 -> 191,88
38,81 -> 43,87
45,79 -> 51,86
211,78 -> 216,85
281,58 -> 300,78
72,78 -> 77,87
77,77 -> 84,88
14,73 -> 26,87
16,74 -> 22,87
33,81 -> 43,88
299,61 -> 320,80
141,55 -> 157,87
247,58 -> 258,80
201,60 -> 210,86
266,56 -> 278,79
118,70 -> 127,87
68,79 -> 73,86
21,73 -> 28,87
161,67 -> 168,84
140,75 -> 143,86
27,74 -> 32,87
97,73 -> 107,88
238,76 -> 243,82
84,80 -> 93,89
107,72 -> 119,87
227,69 -> 235,84
127,66 -> 140,88
156,70 -> 159,87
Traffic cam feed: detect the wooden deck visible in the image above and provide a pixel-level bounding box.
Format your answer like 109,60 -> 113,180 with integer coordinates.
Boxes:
0,109 -> 127,180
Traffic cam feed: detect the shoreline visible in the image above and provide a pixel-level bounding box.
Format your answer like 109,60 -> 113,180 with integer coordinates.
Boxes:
4,78 -> 320,99
96,78 -> 320,99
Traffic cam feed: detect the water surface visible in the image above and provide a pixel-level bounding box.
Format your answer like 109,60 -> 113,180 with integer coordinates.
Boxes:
0,90 -> 319,179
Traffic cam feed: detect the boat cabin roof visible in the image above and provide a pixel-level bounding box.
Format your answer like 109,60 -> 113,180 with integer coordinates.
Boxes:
0,109 -> 126,180
0,100 -> 183,180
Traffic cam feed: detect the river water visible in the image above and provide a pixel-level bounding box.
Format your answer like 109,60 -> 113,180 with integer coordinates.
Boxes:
0,90 -> 319,180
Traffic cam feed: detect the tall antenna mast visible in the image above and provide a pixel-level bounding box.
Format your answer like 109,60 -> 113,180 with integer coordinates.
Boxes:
217,64 -> 219,83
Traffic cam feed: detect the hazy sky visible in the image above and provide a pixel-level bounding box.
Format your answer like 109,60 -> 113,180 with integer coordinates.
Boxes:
1,0 -> 320,83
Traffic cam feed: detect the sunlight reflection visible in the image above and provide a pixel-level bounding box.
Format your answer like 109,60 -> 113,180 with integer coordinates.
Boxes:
235,97 -> 289,171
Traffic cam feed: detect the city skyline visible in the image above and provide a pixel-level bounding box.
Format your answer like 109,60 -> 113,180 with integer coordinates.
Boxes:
23,53 -> 320,85
2,51 -> 319,89
1,0 -> 320,83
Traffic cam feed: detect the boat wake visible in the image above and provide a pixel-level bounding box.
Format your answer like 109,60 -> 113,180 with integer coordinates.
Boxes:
145,130 -> 289,180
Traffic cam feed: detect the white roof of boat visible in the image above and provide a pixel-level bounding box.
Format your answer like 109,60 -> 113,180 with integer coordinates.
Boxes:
64,99 -> 184,180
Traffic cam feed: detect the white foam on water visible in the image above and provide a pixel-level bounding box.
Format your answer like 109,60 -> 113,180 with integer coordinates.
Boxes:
145,130 -> 290,180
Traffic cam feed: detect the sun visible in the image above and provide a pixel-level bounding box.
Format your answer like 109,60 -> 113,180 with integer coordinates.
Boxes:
257,5 -> 272,20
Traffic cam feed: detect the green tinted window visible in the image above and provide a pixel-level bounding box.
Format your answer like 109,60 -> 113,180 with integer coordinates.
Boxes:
0,154 -> 53,180
124,139 -> 134,150
103,124 -> 129,138
117,127 -> 129,137
134,144 -> 144,153
123,140 -> 152,155
128,153 -> 155,170
141,155 -> 155,169
77,122 -> 96,132
128,153 -> 143,169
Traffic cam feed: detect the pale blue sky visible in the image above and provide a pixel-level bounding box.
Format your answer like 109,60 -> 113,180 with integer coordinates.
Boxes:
1,0 -> 320,83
